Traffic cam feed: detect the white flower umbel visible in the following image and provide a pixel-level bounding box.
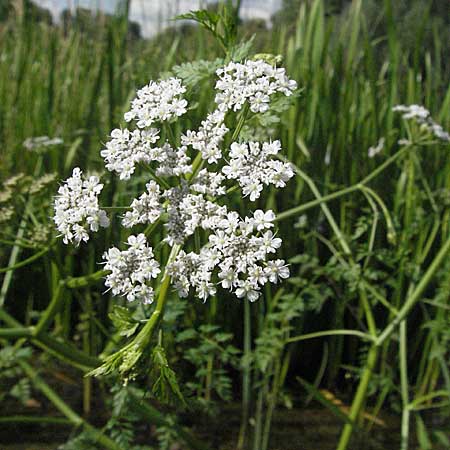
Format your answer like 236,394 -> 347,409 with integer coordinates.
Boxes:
181,109 -> 229,163
153,142 -> 192,177
191,168 -> 226,197
215,60 -> 297,113
393,105 -> 450,142
101,128 -> 160,180
163,183 -> 228,246
222,140 -> 294,201
53,168 -> 109,245
122,181 -> 162,228
103,234 -> 161,304
56,60 -> 297,306
124,78 -> 188,128
168,209 -> 288,302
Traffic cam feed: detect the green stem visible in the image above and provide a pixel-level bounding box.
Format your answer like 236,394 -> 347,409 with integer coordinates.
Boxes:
400,320 -> 410,450
34,281 -> 65,336
287,329 -> 374,344
0,243 -> 53,273
275,184 -> 361,222
230,103 -> 249,143
65,270 -> 108,289
276,145 -> 409,223
286,162 -> 352,255
0,416 -> 72,425
18,360 -> 121,450
361,144 -> 410,184
336,344 -> 379,450
0,327 -> 32,338
237,300 -> 251,450
102,206 -> 131,211
376,235 -> 450,346
90,245 -> 180,376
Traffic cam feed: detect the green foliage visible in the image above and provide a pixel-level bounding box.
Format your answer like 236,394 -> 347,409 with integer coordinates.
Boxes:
171,58 -> 224,88
109,305 -> 140,338
0,1 -> 449,449
176,324 -> 240,411
176,1 -> 239,53
0,346 -> 33,405
150,344 -> 186,406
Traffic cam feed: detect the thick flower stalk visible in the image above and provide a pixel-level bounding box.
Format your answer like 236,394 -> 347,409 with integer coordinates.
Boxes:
54,58 -> 297,377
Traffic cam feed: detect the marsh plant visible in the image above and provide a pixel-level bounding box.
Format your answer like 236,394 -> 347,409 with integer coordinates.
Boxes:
54,56 -> 297,382
1,2 -> 450,450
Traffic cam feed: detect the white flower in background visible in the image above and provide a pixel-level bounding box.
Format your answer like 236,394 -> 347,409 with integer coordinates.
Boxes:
393,104 -> 429,121
368,137 -> 385,158
103,234 -> 161,304
222,140 -> 294,200
122,181 -> 162,228
124,78 -> 188,128
24,136 -> 64,151
53,167 -> 109,245
393,104 -> 450,142
215,60 -> 297,113
168,209 -> 288,302
101,128 -> 160,180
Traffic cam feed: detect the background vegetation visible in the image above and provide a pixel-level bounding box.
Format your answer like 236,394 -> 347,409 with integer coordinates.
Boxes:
0,1 -> 449,449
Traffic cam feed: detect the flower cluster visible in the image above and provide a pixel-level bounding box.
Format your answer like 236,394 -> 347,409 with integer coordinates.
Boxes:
163,183 -> 227,246
181,109 -> 228,163
122,181 -> 162,228
56,59 -> 297,303
101,128 -> 160,180
124,78 -> 188,128
53,168 -> 109,245
215,60 -> 297,113
222,140 -> 294,200
191,169 -> 226,197
103,234 -> 161,304
168,210 -> 289,302
393,105 -> 450,142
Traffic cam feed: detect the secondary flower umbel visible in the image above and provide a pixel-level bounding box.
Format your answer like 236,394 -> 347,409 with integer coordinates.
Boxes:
103,234 -> 161,304
53,168 -> 109,245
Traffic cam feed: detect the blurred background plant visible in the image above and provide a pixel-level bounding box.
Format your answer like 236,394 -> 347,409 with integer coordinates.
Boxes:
0,1 -> 449,449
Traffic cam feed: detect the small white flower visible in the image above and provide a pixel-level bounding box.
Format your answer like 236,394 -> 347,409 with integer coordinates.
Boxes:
252,209 -> 275,231
235,279 -> 260,302
168,209 -> 285,302
260,231 -> 282,254
265,260 -> 290,283
182,109 -> 228,163
101,128 -> 160,180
